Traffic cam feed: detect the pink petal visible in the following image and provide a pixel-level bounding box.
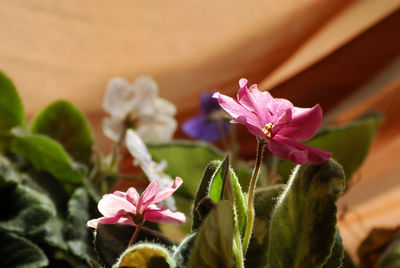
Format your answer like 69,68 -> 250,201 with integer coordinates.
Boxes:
138,180 -> 159,209
266,98 -> 294,123
237,79 -> 273,124
98,194 -> 136,217
277,104 -> 323,141
87,216 -> 135,228
213,92 -> 262,128
152,177 -> 183,204
268,136 -> 332,165
144,207 -> 186,225
126,187 -> 140,206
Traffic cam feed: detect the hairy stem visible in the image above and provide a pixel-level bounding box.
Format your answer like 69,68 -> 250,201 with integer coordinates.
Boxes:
128,221 -> 143,248
242,138 -> 266,254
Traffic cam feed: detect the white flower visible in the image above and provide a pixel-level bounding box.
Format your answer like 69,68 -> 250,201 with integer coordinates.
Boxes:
102,76 -> 177,142
125,129 -> 177,210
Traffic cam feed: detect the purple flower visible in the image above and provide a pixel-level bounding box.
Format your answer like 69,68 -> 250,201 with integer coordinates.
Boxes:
213,78 -> 332,165
182,92 -> 229,142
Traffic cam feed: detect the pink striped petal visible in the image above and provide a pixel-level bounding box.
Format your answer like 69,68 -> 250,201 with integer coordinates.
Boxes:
237,79 -> 273,124
152,177 -> 182,204
268,136 -> 332,165
138,180 -> 159,209
98,194 -> 136,217
144,208 -> 186,225
213,92 -> 262,128
277,104 -> 323,141
87,216 -> 132,229
126,187 -> 140,206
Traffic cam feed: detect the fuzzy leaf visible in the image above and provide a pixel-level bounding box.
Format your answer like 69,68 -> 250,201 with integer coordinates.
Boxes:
229,168 -> 247,237
245,184 -> 285,267
65,187 -> 97,262
268,159 -> 345,268
94,223 -> 176,267
147,141 -> 224,198
192,160 -> 220,230
30,100 -> 94,165
10,130 -> 86,184
377,239 -> 400,268
208,156 -> 231,203
0,71 -> 25,150
0,179 -> 66,250
173,232 -> 197,267
188,201 -> 233,268
278,113 -> 381,186
323,229 -> 344,268
115,243 -> 175,268
0,230 -> 48,268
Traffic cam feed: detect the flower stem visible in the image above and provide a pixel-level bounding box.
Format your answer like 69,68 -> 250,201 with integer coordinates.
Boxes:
233,227 -> 244,268
109,128 -> 127,172
128,222 -> 143,248
242,138 -> 266,255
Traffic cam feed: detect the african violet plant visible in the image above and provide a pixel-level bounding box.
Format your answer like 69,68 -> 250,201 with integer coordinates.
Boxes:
0,70 -> 397,268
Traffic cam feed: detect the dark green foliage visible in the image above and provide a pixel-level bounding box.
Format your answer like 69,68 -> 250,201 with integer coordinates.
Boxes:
65,187 -> 98,262
192,160 -> 221,231
30,100 -> 94,166
173,233 -> 197,267
94,223 -> 176,267
188,201 -> 233,268
245,184 -> 285,267
323,229 -> 344,268
10,130 -> 86,185
268,159 -> 345,268
0,71 -> 25,150
278,113 -> 381,187
0,230 -> 48,268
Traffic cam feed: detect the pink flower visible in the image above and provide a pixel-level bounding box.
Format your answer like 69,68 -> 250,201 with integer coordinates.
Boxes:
87,177 -> 186,228
213,78 -> 332,165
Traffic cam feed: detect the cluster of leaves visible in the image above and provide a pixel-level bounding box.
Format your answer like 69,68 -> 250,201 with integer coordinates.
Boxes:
0,71 -> 98,267
2,69 -> 397,268
93,114 -> 388,267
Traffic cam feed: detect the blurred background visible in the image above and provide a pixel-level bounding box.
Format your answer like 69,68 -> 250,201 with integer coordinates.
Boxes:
1,0 -> 399,261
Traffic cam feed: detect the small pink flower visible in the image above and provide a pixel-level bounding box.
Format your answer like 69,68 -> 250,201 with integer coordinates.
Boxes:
213,78 -> 332,165
87,177 -> 186,228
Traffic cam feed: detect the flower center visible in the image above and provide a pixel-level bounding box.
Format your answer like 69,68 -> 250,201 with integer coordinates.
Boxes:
262,123 -> 274,138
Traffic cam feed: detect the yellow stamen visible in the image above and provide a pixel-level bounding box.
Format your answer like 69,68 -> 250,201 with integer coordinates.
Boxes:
262,123 -> 274,138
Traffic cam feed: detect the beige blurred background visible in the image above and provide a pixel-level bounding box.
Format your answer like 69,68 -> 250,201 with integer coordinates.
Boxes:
1,0 -> 400,261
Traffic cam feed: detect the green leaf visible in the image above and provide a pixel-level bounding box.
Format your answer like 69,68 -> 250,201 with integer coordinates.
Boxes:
65,187 -> 97,262
30,101 -> 94,165
378,239 -> 400,268
115,243 -> 175,268
0,179 -> 66,250
323,229 -> 344,268
208,156 -> 231,203
94,223 -> 176,267
147,141 -> 224,198
173,232 -> 197,267
188,201 -> 233,268
0,230 -> 48,268
278,113 -> 381,186
0,71 -> 25,150
230,168 -> 248,238
10,130 -> 86,184
192,160 -> 220,231
358,226 -> 400,268
245,184 -> 285,268
268,159 -> 345,268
